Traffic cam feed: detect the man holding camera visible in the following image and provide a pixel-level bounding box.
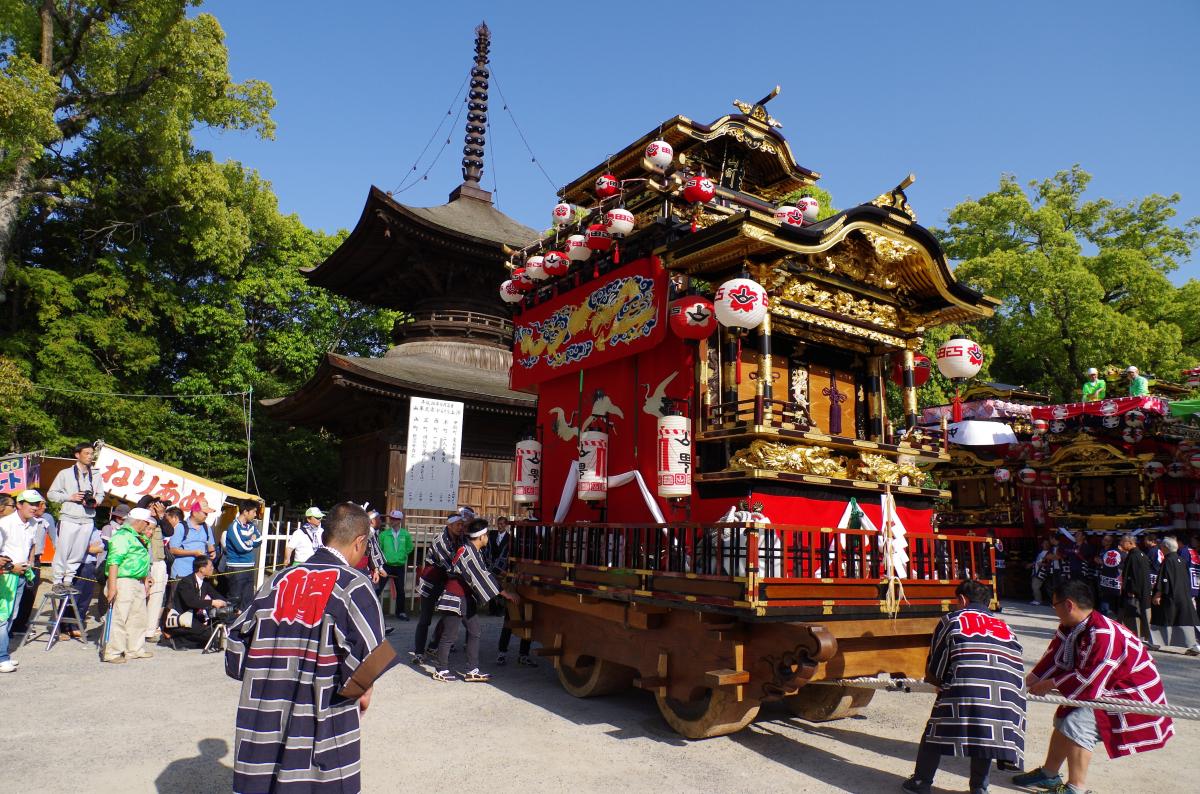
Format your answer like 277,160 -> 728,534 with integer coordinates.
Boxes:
47,442 -> 106,594
170,556 -> 230,647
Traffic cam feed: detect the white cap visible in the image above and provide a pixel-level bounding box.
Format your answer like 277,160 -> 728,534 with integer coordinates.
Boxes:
1085,367 -> 1098,375
388,509 -> 404,519
127,507 -> 154,523
1126,365 -> 1138,373
305,507 -> 325,519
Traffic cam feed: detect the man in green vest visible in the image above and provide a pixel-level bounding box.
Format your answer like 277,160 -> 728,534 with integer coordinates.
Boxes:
1081,368 -> 1106,402
376,509 -> 414,620
1126,365 -> 1150,397
103,506 -> 155,664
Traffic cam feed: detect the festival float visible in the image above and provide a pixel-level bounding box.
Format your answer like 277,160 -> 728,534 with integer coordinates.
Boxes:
500,91 -> 1000,738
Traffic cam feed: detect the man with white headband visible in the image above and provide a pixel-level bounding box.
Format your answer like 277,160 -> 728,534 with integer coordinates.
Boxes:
412,513 -> 467,662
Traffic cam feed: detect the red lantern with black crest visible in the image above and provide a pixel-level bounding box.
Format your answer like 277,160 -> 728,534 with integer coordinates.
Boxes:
889,354 -> 932,388
542,251 -> 569,277
595,174 -> 620,199
668,296 -> 716,340
1017,467 -> 1038,485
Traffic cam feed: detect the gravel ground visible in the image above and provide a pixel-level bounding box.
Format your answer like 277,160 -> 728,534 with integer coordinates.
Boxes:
3,599 -> 1197,793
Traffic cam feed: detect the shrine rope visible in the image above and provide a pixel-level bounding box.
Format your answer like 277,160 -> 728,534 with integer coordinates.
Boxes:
816,675 -> 1200,721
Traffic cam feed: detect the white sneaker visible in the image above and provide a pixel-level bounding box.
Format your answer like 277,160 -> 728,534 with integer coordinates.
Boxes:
0,661 -> 17,673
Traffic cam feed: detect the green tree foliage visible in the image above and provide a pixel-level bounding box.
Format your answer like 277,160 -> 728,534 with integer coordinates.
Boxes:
935,166 -> 1199,401
0,2 -> 400,505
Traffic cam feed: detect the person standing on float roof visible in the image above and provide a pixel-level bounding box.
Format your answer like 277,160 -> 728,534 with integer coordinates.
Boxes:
1081,368 -> 1106,402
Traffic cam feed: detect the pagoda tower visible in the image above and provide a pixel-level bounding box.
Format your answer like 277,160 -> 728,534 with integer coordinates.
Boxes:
264,23 -> 538,517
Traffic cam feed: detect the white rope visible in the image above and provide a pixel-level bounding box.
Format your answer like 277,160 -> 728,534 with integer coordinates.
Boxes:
815,676 -> 1200,721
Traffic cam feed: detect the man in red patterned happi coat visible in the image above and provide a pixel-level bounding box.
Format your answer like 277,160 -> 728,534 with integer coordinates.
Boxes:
1014,580 -> 1173,794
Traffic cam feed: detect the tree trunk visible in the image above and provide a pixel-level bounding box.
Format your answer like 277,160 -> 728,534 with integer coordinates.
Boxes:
0,157 -> 32,287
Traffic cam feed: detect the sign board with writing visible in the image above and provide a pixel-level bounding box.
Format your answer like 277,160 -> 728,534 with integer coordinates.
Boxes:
403,397 -> 464,512
96,446 -> 225,511
0,454 -> 39,493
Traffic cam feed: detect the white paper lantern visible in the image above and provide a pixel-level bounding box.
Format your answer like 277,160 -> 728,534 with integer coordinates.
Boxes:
525,255 -> 547,281
513,439 -> 542,504
1122,427 -> 1144,444
565,234 -> 590,263
1144,460 -> 1165,480
656,415 -> 692,498
1017,467 -> 1038,485
644,140 -> 673,172
1031,419 -> 1048,433
577,430 -> 609,501
993,468 -> 1011,483
798,196 -> 820,223
774,205 -> 804,227
713,278 -> 769,329
935,338 -> 984,379
551,202 -> 573,227
1190,451 -> 1200,469
499,280 -> 523,303
1168,462 -> 1188,478
605,207 -> 635,237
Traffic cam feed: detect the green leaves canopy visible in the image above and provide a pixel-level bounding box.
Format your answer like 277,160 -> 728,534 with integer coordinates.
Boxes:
935,166 -> 1199,401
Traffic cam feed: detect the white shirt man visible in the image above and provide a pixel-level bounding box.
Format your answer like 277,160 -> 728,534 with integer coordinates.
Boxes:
284,507 -> 324,566
0,490 -> 45,672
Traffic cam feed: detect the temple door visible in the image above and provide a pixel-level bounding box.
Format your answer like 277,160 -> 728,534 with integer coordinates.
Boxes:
807,364 -> 856,437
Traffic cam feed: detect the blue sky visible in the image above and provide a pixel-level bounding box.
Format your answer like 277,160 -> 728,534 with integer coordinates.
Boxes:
196,1 -> 1200,280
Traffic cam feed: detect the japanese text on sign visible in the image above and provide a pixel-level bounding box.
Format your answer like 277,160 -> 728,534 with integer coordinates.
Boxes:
403,397 -> 464,511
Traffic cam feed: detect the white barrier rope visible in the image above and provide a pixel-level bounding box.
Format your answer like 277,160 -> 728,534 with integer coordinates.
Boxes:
815,675 -> 1200,721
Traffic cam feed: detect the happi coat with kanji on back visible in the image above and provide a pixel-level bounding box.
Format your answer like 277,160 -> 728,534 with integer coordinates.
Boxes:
225,548 -> 397,792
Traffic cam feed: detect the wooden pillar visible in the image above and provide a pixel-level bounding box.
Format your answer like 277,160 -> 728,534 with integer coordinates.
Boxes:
759,313 -> 773,420
722,328 -> 739,407
866,354 -> 883,441
902,345 -> 919,430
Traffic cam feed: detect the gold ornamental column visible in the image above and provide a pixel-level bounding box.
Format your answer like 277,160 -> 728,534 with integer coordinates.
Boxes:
902,339 -> 921,430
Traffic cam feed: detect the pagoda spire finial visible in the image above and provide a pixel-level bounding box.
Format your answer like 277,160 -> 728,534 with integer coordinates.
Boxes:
461,22 -> 490,186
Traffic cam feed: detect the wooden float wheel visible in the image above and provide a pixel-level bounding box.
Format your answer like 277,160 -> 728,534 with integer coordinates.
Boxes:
556,655 -> 636,698
783,684 -> 875,722
655,688 -> 761,739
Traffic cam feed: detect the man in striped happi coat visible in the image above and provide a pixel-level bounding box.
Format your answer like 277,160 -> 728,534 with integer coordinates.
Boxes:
225,503 -> 398,793
1016,579 -> 1173,794
904,579 -> 1026,794
432,518 -> 516,682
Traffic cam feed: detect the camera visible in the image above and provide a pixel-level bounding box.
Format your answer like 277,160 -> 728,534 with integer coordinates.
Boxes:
82,490 -> 97,509
209,604 -> 237,623
1,560 -> 13,574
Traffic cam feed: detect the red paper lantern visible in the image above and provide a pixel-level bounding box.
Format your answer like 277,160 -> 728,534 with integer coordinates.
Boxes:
511,267 -> 534,291
1039,471 -> 1056,487
668,296 -> 716,340
682,175 -> 715,205
543,251 -> 569,277
585,223 -> 612,251
595,174 -> 620,199
889,354 -> 932,388
1122,427 -> 1144,444
1017,467 -> 1038,485
1031,419 -> 1049,434
993,468 -> 1011,483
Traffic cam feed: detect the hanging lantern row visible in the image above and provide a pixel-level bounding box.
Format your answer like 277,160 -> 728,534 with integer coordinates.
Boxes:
773,196 -> 821,228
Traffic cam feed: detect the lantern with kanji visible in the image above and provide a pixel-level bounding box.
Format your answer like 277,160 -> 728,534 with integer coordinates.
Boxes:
565,234 -> 590,262
798,196 -> 820,223
1018,467 -> 1038,485
656,414 -> 692,497
513,439 -> 542,504
605,207 -> 635,237
774,205 -> 804,227
1145,460 -> 1166,479
644,140 -> 673,172
1032,419 -> 1049,434
585,223 -> 612,252
595,174 -> 620,199
713,278 -> 768,328
542,251 -> 569,277
511,267 -> 534,291
499,280 -> 523,303
890,354 -> 932,387
994,468 -> 1011,483
683,175 -> 715,205
577,430 -> 609,501
551,202 -> 573,227
668,296 -> 716,340
936,338 -> 984,380
525,255 -> 547,281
